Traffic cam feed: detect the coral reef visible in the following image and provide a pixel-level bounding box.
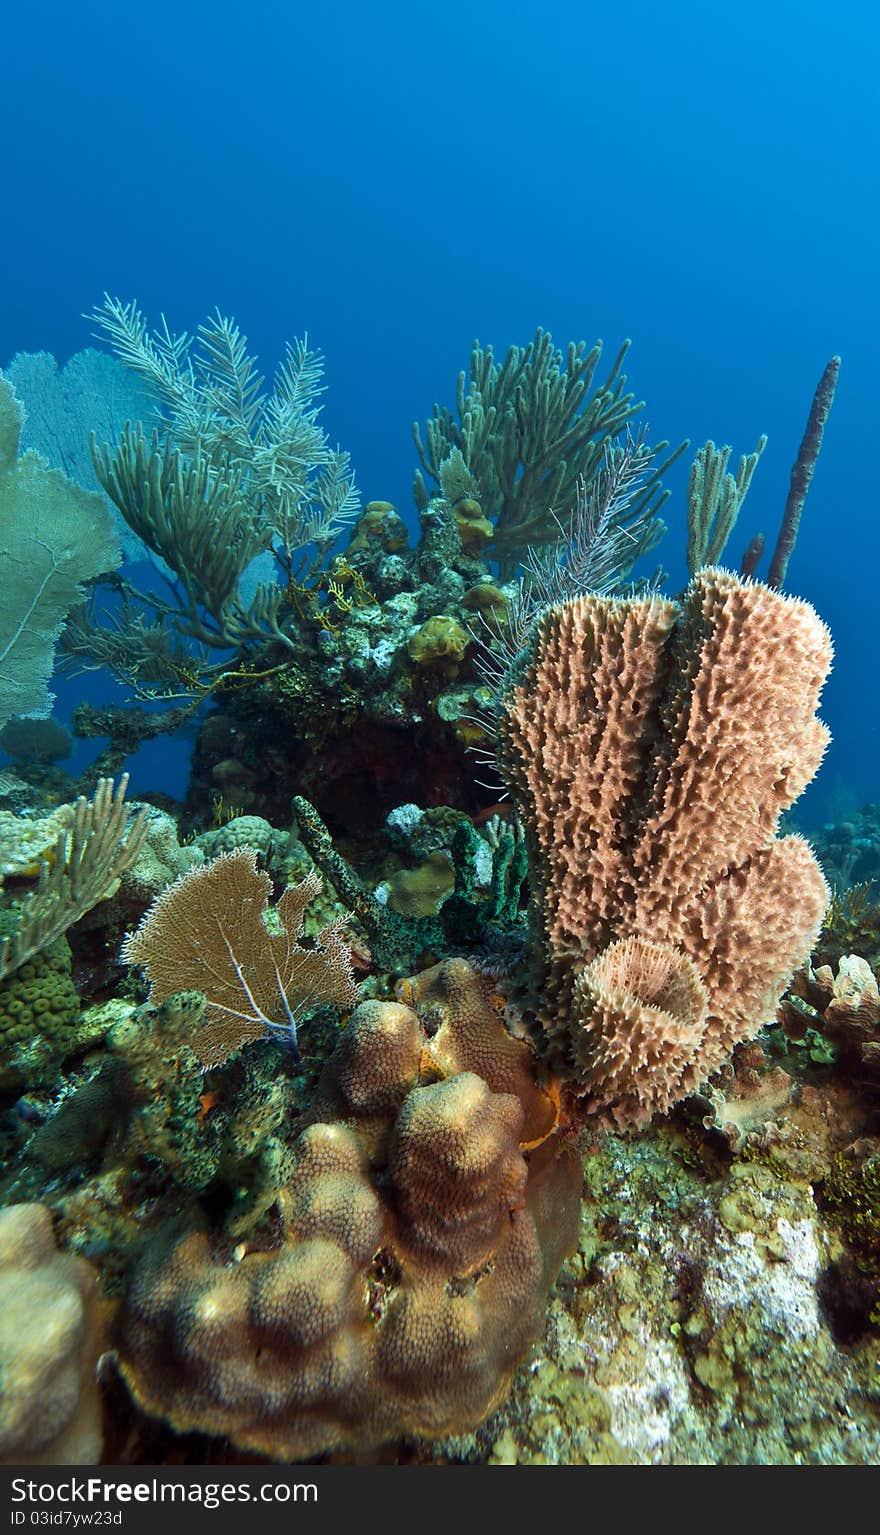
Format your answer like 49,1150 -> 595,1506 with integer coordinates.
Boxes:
451,1100 -> 880,1466
3,988 -> 308,1248
0,802 -> 75,878
814,807 -> 880,891
820,1147 -> 880,1332
115,961 -> 580,1458
19,991 -> 267,1196
817,880 -> 880,970
784,954 -> 880,1081
0,776 -> 147,983
184,495 -> 502,832
121,802 -> 205,896
497,568 -> 832,1124
293,795 -> 528,971
0,1203 -> 105,1464
0,305 -> 867,1472
193,812 -> 290,866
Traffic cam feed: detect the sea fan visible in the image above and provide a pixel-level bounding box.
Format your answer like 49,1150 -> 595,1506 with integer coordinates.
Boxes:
121,849 -> 358,1066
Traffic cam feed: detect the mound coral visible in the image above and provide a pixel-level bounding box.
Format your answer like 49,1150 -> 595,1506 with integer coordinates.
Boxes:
0,940 -> 81,1089
0,1203 -> 105,1464
116,961 -> 580,1459
497,567 -> 833,1125
785,954 -> 880,1079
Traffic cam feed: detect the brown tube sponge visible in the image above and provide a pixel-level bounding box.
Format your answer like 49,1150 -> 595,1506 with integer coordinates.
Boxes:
571,936 -> 710,1121
498,568 -> 832,1125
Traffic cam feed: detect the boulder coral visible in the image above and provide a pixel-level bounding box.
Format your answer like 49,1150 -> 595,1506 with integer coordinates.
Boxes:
0,1204 -> 105,1464
117,961 -> 580,1459
785,954 -> 880,1079
498,568 -> 833,1125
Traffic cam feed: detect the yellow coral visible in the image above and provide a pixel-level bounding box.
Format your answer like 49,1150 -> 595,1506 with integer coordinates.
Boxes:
453,497 -> 493,550
407,615 -> 470,669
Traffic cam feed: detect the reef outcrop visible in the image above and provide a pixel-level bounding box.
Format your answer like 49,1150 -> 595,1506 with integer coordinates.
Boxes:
116,961 -> 580,1459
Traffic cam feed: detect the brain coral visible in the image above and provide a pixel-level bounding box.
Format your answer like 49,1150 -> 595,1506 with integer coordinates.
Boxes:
0,940 -> 80,1052
0,939 -> 82,1089
117,961 -> 580,1459
0,1204 -> 105,1464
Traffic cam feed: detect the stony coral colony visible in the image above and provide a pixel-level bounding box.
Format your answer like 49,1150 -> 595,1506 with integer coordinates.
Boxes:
2,321 -> 878,1468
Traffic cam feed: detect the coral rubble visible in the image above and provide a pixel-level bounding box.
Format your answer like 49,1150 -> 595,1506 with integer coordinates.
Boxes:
459,1107 -> 880,1466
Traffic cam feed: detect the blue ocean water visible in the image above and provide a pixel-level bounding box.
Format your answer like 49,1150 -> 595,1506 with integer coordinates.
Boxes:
1,0 -> 876,820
